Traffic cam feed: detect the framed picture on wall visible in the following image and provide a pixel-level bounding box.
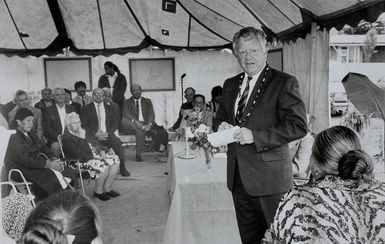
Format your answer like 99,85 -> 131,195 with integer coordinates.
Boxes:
44,58 -> 92,91
267,48 -> 283,71
129,58 -> 175,91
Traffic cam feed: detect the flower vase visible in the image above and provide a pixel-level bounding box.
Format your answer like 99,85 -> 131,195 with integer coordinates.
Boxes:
204,148 -> 212,169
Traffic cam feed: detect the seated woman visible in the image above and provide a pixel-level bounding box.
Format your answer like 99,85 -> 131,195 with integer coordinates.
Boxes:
19,191 -> 102,244
4,108 -> 78,200
263,126 -> 385,243
62,112 -> 120,201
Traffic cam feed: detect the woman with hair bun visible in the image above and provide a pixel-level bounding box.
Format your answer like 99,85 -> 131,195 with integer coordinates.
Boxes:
263,126 -> 385,243
19,191 -> 102,244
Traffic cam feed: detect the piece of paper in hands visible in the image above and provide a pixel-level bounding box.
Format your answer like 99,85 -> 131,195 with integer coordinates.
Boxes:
208,126 -> 240,147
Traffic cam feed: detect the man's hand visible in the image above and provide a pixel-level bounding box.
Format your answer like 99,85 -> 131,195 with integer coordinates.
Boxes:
233,127 -> 254,145
50,159 -> 64,172
95,131 -> 108,141
143,124 -> 151,131
134,120 -> 143,129
218,122 -> 233,131
108,148 -> 115,155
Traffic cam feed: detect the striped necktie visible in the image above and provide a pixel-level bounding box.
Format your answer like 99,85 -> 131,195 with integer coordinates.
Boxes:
235,76 -> 252,125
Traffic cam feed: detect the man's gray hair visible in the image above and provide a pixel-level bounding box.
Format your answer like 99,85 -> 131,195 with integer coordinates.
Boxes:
14,90 -> 28,101
65,112 -> 80,129
53,88 -> 65,96
232,27 -> 267,54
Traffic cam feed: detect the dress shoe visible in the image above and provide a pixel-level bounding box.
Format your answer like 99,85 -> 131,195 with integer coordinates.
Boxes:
120,163 -> 130,177
106,190 -> 120,198
93,192 -> 110,201
136,155 -> 143,162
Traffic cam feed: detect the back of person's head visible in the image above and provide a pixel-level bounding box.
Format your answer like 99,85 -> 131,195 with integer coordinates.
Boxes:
338,150 -> 374,180
211,86 -> 222,99
312,126 -> 373,179
20,191 -> 102,244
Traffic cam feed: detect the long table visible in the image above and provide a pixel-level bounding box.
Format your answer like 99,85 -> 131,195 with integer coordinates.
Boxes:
163,142 -> 241,244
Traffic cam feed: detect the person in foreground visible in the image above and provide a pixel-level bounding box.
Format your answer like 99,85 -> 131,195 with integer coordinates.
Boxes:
214,26 -> 307,243
62,112 -> 120,201
263,126 -> 385,243
4,108 -> 78,199
19,191 -> 103,244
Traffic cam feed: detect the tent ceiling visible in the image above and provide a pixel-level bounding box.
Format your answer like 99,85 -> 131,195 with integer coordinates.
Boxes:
0,0 -> 384,56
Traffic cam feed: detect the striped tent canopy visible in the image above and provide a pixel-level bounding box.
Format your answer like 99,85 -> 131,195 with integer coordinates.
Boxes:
1,0 -> 384,56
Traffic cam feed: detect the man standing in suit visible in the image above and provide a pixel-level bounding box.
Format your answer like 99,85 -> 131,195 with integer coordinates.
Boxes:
214,27 -> 308,243
121,84 -> 155,162
81,88 -> 130,177
98,61 -> 127,114
44,88 -> 76,157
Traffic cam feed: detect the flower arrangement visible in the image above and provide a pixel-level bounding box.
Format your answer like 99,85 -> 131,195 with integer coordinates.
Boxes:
187,111 -> 223,169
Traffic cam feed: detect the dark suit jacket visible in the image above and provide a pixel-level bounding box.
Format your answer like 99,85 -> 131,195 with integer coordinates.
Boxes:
61,129 -> 93,163
34,99 -> 54,114
43,104 -> 76,145
214,65 -> 308,196
172,101 -> 193,130
80,102 -> 119,137
98,73 -> 127,108
122,97 -> 155,124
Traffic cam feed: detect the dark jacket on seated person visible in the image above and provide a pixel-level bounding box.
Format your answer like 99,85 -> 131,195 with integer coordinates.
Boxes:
43,104 -> 76,145
61,129 -> 108,163
4,130 -> 78,199
61,129 -> 93,163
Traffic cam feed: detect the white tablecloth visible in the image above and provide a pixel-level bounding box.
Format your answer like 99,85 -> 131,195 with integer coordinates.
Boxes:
163,142 -> 241,244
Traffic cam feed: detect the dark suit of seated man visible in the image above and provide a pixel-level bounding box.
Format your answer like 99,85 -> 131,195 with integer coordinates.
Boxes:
43,88 -> 76,157
80,88 -> 130,177
120,84 -> 155,162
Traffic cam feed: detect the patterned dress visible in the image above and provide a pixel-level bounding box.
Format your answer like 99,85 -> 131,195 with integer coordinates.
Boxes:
77,143 -> 119,179
263,175 -> 385,243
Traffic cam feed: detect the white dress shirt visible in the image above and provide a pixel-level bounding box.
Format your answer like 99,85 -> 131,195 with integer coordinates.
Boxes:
234,68 -> 264,116
94,102 -> 107,133
56,104 -> 67,133
108,72 -> 117,93
135,98 -> 144,121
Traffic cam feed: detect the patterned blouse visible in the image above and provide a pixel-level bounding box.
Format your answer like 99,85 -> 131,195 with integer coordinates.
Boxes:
263,175 -> 385,243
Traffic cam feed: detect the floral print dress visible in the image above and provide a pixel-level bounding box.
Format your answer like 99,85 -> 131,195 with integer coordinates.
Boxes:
77,143 -> 120,179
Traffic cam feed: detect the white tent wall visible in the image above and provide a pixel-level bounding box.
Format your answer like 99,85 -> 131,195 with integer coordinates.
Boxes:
283,24 -> 330,134
0,49 -> 242,128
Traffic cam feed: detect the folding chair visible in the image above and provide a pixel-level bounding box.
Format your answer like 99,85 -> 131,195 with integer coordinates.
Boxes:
7,169 -> 35,207
57,134 -> 85,196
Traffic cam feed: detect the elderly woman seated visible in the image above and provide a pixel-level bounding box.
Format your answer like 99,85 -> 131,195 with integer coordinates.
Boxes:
4,108 -> 78,200
263,126 -> 385,243
62,112 -> 120,201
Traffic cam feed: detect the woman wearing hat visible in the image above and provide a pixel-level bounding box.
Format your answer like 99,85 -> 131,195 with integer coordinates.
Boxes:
4,108 -> 79,199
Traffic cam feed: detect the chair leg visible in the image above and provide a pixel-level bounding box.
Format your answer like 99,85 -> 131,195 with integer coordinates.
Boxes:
78,163 -> 85,196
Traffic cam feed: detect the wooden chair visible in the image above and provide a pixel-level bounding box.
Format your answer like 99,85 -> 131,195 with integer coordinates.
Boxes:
57,135 -> 85,196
